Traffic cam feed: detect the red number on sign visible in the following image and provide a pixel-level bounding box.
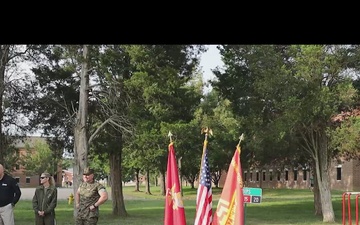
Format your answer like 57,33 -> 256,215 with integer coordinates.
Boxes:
244,195 -> 251,203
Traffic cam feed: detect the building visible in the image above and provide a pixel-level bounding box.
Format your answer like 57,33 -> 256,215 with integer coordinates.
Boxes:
217,158 -> 360,191
62,168 -> 73,187
9,136 -> 63,187
217,109 -> 360,191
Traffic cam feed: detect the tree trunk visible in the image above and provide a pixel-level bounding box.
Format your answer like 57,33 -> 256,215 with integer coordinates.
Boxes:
160,170 -> 166,196
212,171 -> 221,188
0,45 -> 9,164
178,157 -> 183,196
311,160 -> 322,216
73,45 -> 90,217
145,170 -> 151,195
313,176 -> 322,216
107,175 -> 111,187
134,168 -> 140,192
314,129 -> 335,222
109,134 -> 128,216
214,180 -> 219,188
154,174 -> 158,186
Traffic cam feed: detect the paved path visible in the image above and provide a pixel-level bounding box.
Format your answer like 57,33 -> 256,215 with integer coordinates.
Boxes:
19,187 -> 138,200
20,187 -> 76,200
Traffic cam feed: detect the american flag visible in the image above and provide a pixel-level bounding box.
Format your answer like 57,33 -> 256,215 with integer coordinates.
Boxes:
194,143 -> 212,225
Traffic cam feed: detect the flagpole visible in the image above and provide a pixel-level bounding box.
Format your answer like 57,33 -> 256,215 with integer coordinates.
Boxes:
238,133 -> 246,225
195,128 -> 213,225
168,131 -> 184,196
165,131 -> 186,225
212,133 -> 245,225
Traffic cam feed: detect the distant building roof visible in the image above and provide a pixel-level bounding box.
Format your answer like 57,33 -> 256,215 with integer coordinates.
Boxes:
332,108 -> 360,122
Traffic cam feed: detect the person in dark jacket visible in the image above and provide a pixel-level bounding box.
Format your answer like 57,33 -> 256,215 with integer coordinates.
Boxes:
0,163 -> 21,225
32,172 -> 58,225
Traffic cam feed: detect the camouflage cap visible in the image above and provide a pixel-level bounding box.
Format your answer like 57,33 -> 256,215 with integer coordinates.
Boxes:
41,172 -> 51,178
83,167 -> 94,175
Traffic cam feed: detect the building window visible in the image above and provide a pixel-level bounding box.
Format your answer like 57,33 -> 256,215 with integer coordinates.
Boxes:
250,172 -> 253,181
303,170 -> 307,181
337,167 -> 342,180
15,177 -> 20,183
26,177 -> 30,183
277,171 -> 281,181
244,172 -> 247,181
269,171 -> 273,181
285,171 -> 289,181
15,164 -> 20,170
294,169 -> 298,181
256,172 -> 259,181
262,171 -> 266,181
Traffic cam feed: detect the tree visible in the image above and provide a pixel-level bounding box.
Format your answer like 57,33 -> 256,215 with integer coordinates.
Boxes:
212,45 -> 360,222
28,45 -> 132,217
20,139 -> 59,178
0,45 -> 35,165
73,45 -> 90,207
199,90 -> 242,187
123,45 -> 205,196
28,44 -> 205,216
61,157 -> 73,170
330,109 -> 360,158
90,45 -> 134,216
160,121 -> 203,189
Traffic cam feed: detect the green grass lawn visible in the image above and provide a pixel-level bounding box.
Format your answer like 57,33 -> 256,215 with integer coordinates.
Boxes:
13,186 -> 355,225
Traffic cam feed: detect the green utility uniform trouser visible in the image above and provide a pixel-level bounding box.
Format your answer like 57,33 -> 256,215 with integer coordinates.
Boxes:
75,217 -> 98,225
35,213 -> 55,225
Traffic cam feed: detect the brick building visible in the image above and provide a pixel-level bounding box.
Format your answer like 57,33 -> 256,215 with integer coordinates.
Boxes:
217,158 -> 360,191
62,169 -> 73,187
8,136 -> 63,187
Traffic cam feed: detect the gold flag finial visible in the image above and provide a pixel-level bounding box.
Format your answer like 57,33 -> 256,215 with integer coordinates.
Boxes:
168,131 -> 173,143
201,127 -> 213,136
239,133 -> 244,144
238,133 -> 244,145
236,133 -> 244,154
201,127 -> 213,143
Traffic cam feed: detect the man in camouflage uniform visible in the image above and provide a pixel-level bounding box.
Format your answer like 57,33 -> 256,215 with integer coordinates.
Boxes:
75,167 -> 108,225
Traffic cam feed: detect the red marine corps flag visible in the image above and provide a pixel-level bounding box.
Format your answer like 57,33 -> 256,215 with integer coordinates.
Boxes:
164,131 -> 186,225
212,134 -> 245,225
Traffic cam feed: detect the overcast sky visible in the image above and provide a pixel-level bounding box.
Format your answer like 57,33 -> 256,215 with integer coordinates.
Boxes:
199,45 -> 224,92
